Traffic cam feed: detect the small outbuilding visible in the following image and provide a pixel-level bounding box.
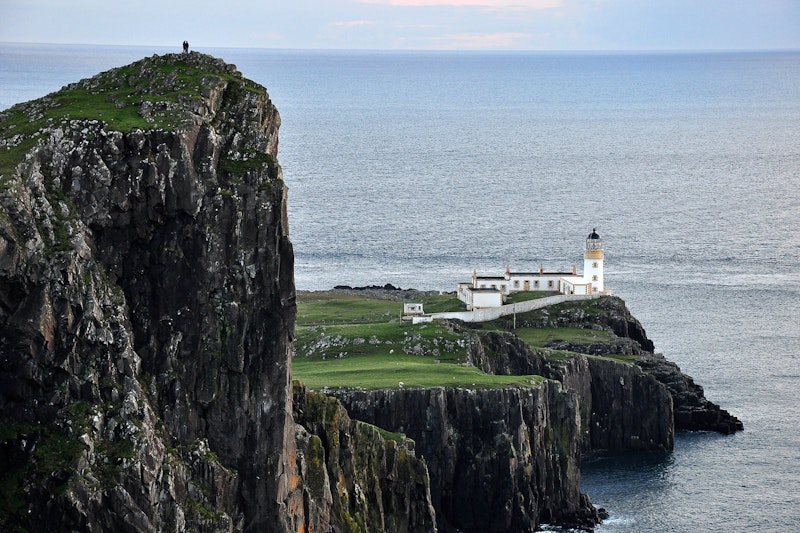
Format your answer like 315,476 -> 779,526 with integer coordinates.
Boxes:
404,303 -> 425,316
460,287 -> 504,310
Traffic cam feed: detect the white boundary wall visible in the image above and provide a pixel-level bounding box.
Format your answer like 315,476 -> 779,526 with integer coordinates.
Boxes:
429,294 -> 599,323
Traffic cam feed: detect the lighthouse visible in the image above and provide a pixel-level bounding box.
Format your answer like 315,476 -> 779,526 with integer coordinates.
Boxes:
584,229 -> 604,293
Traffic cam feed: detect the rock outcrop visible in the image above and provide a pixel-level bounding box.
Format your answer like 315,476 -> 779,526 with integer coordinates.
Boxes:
537,297 -> 742,435
464,296 -> 741,447
637,353 -> 743,434
293,383 -> 436,533
332,383 -> 603,532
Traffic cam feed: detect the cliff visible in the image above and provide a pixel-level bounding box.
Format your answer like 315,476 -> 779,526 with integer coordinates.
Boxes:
1,53 -> 741,533
464,295 -> 741,449
293,290 -> 741,531
1,52 -> 309,531
293,383 -> 436,532
332,383 -> 602,532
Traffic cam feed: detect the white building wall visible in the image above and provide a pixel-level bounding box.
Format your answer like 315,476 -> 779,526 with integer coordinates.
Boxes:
472,291 -> 503,308
507,274 -> 564,292
457,283 -> 472,305
560,277 -> 592,295
404,303 -> 424,315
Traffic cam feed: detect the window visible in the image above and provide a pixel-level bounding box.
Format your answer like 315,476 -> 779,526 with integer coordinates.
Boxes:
514,280 -> 519,288
548,280 -> 554,288
592,262 -> 599,268
592,275 -> 598,281
534,281 -> 539,288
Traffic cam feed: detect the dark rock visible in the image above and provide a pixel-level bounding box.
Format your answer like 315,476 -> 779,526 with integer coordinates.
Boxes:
293,383 -> 437,532
510,296 -> 654,352
477,296 -> 742,438
0,53 -> 300,531
465,328 -> 674,452
332,384 -> 604,532
466,329 -> 549,376
636,353 -> 743,433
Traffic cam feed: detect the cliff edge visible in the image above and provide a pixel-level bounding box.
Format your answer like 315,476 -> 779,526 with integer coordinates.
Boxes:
0,52 -> 301,531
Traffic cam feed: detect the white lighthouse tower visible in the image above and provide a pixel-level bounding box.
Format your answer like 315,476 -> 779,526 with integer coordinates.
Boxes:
584,229 -> 604,293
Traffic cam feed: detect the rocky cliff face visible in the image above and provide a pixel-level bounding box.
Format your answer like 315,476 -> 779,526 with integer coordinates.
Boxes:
293,383 -> 436,533
332,384 -> 602,532
464,296 -> 741,449
637,353 -> 743,434
0,53 -> 301,531
466,327 -> 673,452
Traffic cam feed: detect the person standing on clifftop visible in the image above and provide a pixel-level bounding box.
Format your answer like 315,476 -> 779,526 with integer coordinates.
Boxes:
182,40 -> 189,53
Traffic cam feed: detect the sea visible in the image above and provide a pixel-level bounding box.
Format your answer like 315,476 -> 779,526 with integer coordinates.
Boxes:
2,43 -> 799,532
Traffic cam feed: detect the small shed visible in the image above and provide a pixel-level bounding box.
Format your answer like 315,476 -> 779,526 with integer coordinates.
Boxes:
404,303 -> 425,316
464,287 -> 503,310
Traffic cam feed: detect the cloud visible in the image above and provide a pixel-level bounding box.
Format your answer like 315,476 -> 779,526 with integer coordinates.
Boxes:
428,31 -> 531,49
357,0 -> 561,7
333,20 -> 378,27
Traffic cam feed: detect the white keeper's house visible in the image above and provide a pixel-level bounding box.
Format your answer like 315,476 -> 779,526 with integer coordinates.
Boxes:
457,229 -> 609,310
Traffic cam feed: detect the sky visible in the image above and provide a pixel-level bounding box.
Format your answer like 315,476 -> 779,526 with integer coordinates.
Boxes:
0,0 -> 798,51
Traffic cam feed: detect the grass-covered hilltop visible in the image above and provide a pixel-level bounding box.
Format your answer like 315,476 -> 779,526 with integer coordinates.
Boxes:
0,52 -> 277,184
0,52 -> 742,533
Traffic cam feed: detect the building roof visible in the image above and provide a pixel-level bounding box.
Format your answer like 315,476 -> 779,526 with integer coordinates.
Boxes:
509,272 -> 575,277
587,228 -> 601,240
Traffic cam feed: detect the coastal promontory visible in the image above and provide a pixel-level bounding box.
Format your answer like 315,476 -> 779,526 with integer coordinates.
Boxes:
0,54 -> 740,532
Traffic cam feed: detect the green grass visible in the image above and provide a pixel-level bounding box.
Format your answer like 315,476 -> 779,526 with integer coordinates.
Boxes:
293,352 -> 543,390
296,321 -> 466,362
588,353 -> 641,364
296,291 -> 463,325
374,425 -> 408,443
415,293 -> 464,313
513,327 -> 612,347
0,53 -> 267,181
297,294 -> 400,325
219,152 -> 277,177
292,291 -> 631,391
294,291 -> 544,390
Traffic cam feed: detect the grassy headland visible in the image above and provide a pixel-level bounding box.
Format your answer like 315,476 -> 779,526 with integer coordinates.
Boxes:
295,290 -> 542,389
293,289 -> 632,391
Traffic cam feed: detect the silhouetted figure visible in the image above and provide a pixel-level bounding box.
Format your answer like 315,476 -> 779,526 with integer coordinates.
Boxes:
182,40 -> 189,53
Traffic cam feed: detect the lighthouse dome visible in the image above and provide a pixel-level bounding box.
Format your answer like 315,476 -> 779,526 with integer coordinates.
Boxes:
585,228 -> 603,254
